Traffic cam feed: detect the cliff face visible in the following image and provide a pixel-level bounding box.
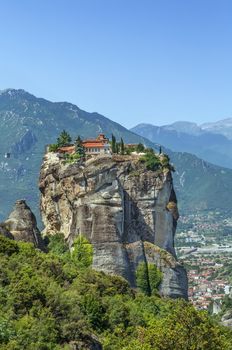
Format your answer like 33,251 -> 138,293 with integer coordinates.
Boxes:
39,153 -> 188,299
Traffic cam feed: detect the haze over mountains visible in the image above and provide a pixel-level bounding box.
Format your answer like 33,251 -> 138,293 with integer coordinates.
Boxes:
132,120 -> 232,169
0,89 -> 232,222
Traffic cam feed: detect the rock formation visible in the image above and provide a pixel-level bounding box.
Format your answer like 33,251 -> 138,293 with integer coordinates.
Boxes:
0,223 -> 14,239
3,199 -> 44,249
39,153 -> 188,299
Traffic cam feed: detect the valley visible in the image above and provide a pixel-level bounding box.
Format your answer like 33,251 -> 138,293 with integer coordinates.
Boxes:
176,211 -> 232,312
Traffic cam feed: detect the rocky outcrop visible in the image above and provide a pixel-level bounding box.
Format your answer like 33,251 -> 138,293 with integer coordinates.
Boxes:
4,199 -> 44,249
221,311 -> 232,328
39,153 -> 188,299
0,223 -> 14,239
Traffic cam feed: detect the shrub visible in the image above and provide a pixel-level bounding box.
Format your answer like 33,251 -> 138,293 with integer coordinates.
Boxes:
140,151 -> 161,171
0,236 -> 19,256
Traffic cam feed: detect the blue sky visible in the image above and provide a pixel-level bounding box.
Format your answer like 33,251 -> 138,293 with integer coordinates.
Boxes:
1,0 -> 232,128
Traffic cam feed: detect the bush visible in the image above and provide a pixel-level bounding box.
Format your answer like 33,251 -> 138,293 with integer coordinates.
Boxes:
64,153 -> 81,164
140,151 -> 162,171
0,236 -> 19,256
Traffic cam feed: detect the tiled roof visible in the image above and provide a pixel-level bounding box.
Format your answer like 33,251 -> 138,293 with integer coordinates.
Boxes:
58,146 -> 75,153
84,142 -> 105,148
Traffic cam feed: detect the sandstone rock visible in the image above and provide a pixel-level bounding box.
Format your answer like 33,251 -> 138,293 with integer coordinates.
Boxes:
4,199 -> 44,249
221,311 -> 232,328
39,153 -> 188,299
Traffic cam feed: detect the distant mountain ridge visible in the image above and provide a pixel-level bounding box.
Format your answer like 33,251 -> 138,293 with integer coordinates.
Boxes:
0,89 -> 232,222
201,118 -> 232,139
131,120 -> 232,169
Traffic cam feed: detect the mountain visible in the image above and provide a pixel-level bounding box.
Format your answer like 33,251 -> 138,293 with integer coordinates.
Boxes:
201,118 -> 232,140
1,89 -> 232,222
131,122 -> 232,169
163,121 -> 203,136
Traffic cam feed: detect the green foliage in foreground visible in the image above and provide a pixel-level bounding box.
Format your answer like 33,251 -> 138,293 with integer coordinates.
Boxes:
0,235 -> 232,349
136,262 -> 162,296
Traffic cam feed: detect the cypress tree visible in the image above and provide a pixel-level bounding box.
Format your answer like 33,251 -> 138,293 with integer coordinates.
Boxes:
120,138 -> 125,155
111,134 -> 116,153
75,136 -> 85,158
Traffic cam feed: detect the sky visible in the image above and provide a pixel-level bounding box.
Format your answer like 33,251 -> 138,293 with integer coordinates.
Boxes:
1,0 -> 232,128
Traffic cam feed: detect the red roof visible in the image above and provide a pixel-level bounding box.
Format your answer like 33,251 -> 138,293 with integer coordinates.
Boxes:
58,146 -> 75,154
83,142 -> 105,148
56,134 -> 109,154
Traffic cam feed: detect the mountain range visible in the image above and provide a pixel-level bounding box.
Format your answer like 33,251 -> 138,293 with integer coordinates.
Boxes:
131,120 -> 232,169
0,89 -> 232,223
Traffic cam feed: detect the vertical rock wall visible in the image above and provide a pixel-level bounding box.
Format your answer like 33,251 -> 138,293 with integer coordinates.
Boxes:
39,153 -> 188,299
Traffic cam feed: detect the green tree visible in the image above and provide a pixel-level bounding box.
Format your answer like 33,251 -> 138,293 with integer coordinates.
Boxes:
111,134 -> 116,153
120,138 -> 125,155
57,130 -> 72,147
48,144 -> 59,152
136,143 -> 145,153
136,262 -> 151,296
74,136 -> 85,158
81,293 -> 106,330
148,264 -> 162,293
47,233 -> 70,257
72,235 -> 93,268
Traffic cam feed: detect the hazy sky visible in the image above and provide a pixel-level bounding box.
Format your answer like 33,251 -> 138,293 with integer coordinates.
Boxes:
1,0 -> 232,128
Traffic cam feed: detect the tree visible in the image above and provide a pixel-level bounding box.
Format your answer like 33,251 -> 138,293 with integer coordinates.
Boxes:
111,134 -> 116,153
75,136 -> 85,159
49,144 -> 59,152
47,233 -> 70,257
120,138 -> 125,155
148,263 -> 162,293
72,235 -> 93,268
159,145 -> 162,154
116,143 -> 120,154
136,262 -> 151,296
136,143 -> 145,153
57,130 -> 72,147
